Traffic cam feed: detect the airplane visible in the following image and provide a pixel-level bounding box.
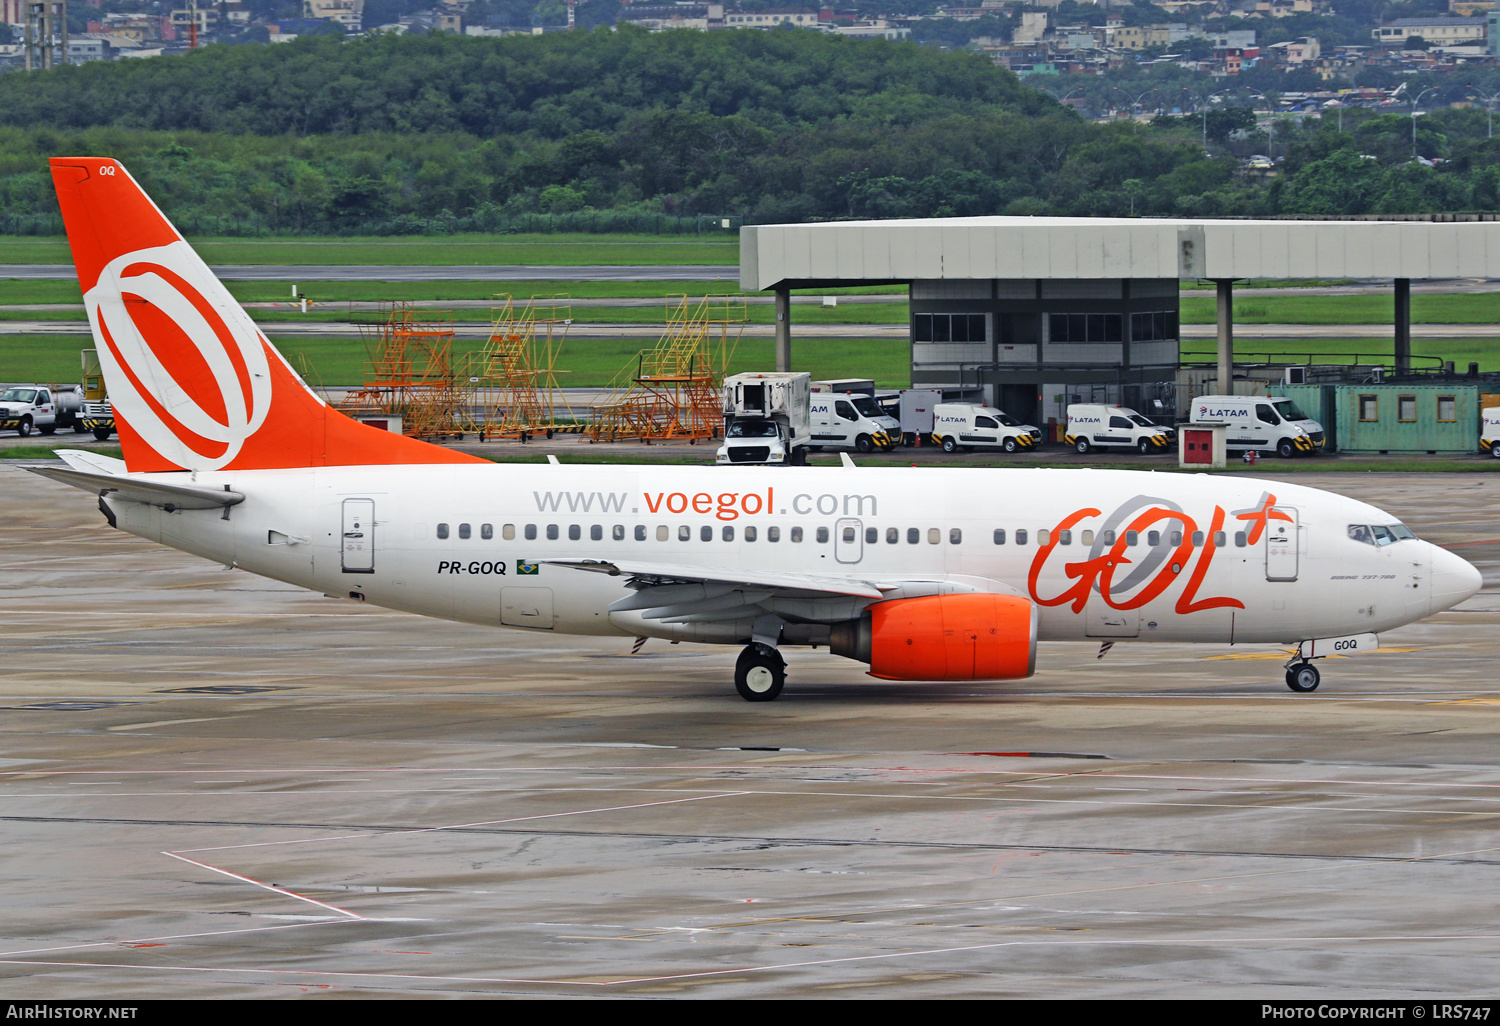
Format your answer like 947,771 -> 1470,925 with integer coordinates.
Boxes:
31,157 -> 1484,702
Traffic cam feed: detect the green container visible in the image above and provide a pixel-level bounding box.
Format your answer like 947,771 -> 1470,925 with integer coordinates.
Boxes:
1330,384 -> 1478,454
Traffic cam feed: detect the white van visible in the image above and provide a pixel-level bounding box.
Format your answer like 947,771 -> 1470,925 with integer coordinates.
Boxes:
932,403 -> 1041,454
1190,394 -> 1325,457
808,392 -> 898,452
1065,404 -> 1173,455
1481,407 -> 1500,458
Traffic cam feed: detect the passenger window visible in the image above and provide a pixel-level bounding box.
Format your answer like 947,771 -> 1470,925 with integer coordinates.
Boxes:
458,523 -> 471,540
865,527 -> 877,544
907,528 -> 920,544
590,525 -> 603,541
1081,530 -> 1094,545
503,524 -> 515,540
1058,529 -> 1071,545
1170,531 -> 1183,546
679,526 -> 690,541
701,526 -> 713,542
437,523 -> 450,539
791,527 -> 804,543
568,525 -> 581,541
950,528 -> 962,544
1038,529 -> 1050,546
612,525 -> 625,541
817,527 -> 830,543
1191,531 -> 1204,546
481,524 -> 494,540
524,524 -> 536,540
1214,531 -> 1226,547
843,526 -> 857,543
745,526 -> 757,542
1102,530 -> 1115,546
635,525 -> 646,541
1235,531 -> 1247,547
1125,531 -> 1138,546
1015,529 -> 1028,545
547,524 -> 559,540
656,525 -> 669,541
723,526 -> 734,542
768,526 -> 781,542
887,527 -> 898,544
927,528 -> 940,544
993,529 -> 1006,545
1147,530 -> 1160,546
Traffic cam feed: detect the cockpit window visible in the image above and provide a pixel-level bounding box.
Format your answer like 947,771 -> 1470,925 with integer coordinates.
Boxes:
727,419 -> 779,438
1349,523 -> 1416,546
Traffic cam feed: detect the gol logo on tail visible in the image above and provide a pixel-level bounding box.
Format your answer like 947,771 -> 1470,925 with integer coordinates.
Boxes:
86,241 -> 272,470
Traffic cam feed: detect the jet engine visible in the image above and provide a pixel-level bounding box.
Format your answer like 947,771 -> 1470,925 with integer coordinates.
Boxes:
829,593 -> 1037,681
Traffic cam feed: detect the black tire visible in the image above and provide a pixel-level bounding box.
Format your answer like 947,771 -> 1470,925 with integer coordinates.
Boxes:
1491,445 -> 1500,460
38,424 -> 55,436
72,421 -> 87,434
1003,437 -> 1018,453
92,428 -> 112,441
854,434 -> 873,454
789,447 -> 807,466
1285,663 -> 1321,693
16,417 -> 31,438
941,436 -> 958,454
1074,437 -> 1091,454
735,647 -> 786,702
1276,438 -> 1296,459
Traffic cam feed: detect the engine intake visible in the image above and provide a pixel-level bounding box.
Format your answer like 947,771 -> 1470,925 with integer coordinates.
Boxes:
830,593 -> 1037,681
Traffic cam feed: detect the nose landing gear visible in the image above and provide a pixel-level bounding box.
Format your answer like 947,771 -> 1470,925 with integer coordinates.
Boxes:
735,643 -> 786,702
1284,658 -> 1321,693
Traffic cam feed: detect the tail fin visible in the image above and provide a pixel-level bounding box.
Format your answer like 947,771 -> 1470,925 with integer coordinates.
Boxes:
50,157 -> 485,473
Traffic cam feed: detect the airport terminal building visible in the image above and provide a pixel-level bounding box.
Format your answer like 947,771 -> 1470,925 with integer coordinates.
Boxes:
740,216 -> 1500,432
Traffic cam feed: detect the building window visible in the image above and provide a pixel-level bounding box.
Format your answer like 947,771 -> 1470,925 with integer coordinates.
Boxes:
1050,313 -> 1124,343
1438,396 -> 1457,422
914,313 -> 987,343
1129,311 -> 1179,341
1398,395 -> 1416,422
1360,395 -> 1379,422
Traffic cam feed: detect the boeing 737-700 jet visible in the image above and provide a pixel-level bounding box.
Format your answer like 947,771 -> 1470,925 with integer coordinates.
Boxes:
30,157 -> 1484,701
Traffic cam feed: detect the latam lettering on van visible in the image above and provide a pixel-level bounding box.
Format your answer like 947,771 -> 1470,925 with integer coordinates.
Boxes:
1198,406 -> 1244,419
1073,416 -> 1102,425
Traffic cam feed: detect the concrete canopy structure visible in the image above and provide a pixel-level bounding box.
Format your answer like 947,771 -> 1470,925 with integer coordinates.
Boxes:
741,216 -> 1500,428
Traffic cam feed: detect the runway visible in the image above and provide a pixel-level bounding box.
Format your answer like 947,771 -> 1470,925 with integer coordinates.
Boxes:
2,465 -> 1499,997
0,264 -> 738,283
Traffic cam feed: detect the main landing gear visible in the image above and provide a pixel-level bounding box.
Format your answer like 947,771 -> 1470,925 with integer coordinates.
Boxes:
1284,658 -> 1321,693
735,643 -> 785,702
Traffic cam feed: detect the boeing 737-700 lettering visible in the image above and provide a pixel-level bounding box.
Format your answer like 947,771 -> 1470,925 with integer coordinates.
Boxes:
30,157 -> 1484,701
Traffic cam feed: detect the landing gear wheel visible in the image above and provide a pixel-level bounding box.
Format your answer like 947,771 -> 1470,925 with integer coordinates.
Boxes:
941,436 -> 958,454
1285,662 -> 1321,693
1003,437 -> 1018,453
855,435 -> 873,454
1277,438 -> 1296,459
1074,437 -> 1091,454
735,645 -> 786,702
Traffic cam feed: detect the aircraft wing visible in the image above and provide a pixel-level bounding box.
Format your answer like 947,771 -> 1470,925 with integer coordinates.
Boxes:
28,466 -> 244,510
541,559 -> 889,600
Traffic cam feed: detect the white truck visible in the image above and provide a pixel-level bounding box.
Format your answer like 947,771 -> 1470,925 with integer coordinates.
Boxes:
0,384 -> 86,437
1482,407 -> 1500,458
1065,403 -> 1174,455
717,372 -> 812,465
1190,394 -> 1326,457
807,380 -> 899,452
931,402 -> 1042,454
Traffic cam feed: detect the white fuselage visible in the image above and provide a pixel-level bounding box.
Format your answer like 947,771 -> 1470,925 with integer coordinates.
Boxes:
101,463 -> 1476,652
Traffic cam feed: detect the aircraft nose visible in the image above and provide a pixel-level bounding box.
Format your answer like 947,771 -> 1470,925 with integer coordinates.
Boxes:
1430,544 -> 1482,614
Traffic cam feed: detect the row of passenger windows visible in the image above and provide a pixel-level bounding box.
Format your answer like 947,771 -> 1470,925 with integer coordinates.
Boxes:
430,523 -> 1266,548
435,522 -> 963,544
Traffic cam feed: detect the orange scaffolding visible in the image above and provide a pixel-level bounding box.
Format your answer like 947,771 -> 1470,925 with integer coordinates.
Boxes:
337,302 -> 472,440
470,295 -> 576,440
589,294 -> 747,443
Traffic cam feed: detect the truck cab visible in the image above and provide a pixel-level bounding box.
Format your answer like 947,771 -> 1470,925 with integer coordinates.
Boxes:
1191,394 -> 1325,457
1065,403 -> 1174,455
931,403 -> 1042,454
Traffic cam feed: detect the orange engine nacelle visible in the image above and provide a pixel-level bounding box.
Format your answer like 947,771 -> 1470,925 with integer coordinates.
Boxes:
829,593 -> 1037,681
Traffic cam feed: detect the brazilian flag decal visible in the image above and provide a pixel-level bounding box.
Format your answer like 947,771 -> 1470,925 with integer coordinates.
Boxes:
517,561 -> 540,576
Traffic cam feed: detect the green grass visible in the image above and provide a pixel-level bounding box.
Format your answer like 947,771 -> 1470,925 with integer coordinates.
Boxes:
0,234 -> 739,267
0,443 -> 122,460
1182,293 -> 1500,324
1180,337 -> 1500,373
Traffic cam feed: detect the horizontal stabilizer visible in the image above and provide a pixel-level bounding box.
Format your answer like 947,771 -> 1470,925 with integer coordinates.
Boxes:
55,449 -> 128,476
29,466 -> 244,510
